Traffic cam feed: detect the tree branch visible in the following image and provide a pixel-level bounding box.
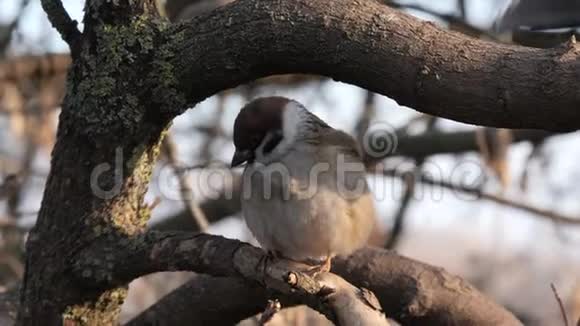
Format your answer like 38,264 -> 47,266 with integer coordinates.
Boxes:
382,168 -> 580,226
128,273 -> 392,326
74,231 -> 522,326
169,0 -> 580,131
126,275 -> 268,326
161,135 -> 210,231
0,0 -> 31,54
388,129 -> 554,160
76,232 -> 339,322
150,172 -> 241,232
40,0 -> 81,50
384,115 -> 438,249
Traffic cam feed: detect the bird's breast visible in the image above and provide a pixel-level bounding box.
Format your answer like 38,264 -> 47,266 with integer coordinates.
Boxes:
241,147 -> 374,261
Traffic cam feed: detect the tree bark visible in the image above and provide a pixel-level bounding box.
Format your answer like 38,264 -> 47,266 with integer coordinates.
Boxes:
17,0 -> 176,324
75,232 -> 521,326
169,0 -> 580,131
126,275 -> 267,326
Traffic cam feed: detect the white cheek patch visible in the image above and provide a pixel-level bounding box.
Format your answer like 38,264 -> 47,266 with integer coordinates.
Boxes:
254,101 -> 306,164
282,101 -> 306,144
255,131 -> 279,160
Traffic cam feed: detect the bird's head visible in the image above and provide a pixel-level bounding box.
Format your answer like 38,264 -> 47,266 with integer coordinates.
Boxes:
231,96 -> 328,167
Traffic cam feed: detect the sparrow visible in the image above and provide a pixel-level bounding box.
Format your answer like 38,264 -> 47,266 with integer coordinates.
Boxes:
495,0 -> 580,32
231,96 -> 375,273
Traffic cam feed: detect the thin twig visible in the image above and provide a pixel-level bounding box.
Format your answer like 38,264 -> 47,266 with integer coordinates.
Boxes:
551,283 -> 570,326
0,0 -> 31,53
198,95 -> 226,162
162,135 -> 210,231
177,161 -> 228,171
385,173 -> 414,249
380,168 -> 580,226
385,116 -> 437,249
457,0 -> 467,21
355,90 -> 376,144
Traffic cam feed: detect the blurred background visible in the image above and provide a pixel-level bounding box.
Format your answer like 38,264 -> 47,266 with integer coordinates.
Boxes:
1,0 -> 580,325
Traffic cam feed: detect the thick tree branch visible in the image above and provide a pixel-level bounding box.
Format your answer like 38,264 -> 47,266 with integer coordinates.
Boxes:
333,248 -> 521,325
169,0 -> 580,131
75,232 -> 521,326
40,0 -> 81,50
76,232 -> 338,322
0,289 -> 18,325
389,129 -> 554,160
128,273 -> 391,326
126,275 -> 267,326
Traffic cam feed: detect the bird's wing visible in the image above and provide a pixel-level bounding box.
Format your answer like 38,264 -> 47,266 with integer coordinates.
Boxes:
495,0 -> 580,31
317,128 -> 364,160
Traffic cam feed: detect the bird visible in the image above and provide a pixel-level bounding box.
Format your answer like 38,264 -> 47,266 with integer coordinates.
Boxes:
495,0 -> 580,32
231,96 -> 376,273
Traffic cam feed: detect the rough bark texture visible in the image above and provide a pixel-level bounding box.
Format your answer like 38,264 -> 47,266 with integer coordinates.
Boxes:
126,275 -> 267,326
75,232 -> 521,326
170,0 -> 580,131
333,249 -> 520,325
17,0 -> 176,324
391,129 -> 553,159
19,0 -> 579,324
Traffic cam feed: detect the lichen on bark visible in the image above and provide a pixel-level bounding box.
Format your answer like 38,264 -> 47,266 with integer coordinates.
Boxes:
68,15 -> 186,137
17,1 -> 187,324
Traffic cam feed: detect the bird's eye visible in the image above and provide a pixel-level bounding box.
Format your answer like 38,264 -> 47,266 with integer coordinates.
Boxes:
262,131 -> 284,154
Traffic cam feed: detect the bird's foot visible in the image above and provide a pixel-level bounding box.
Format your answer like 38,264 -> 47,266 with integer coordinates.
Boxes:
300,256 -> 332,277
263,253 -> 332,277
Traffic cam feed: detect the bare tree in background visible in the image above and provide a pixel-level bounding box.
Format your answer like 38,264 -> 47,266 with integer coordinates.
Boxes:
0,0 -> 579,325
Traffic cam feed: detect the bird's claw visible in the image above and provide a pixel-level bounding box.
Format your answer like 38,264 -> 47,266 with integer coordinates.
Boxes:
302,255 -> 332,277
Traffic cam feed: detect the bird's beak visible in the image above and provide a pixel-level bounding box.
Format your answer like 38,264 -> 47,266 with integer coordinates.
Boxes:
231,149 -> 253,168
